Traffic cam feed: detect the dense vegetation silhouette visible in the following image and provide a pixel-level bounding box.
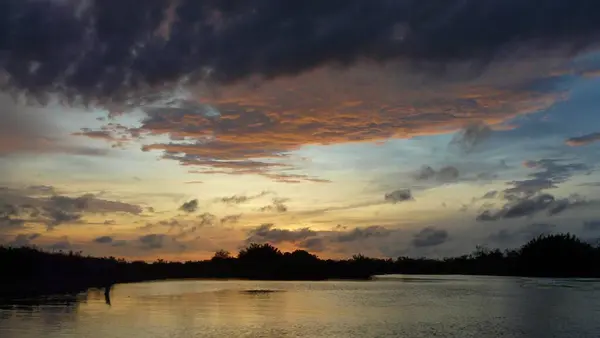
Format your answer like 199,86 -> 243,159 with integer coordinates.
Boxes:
2,233 -> 600,299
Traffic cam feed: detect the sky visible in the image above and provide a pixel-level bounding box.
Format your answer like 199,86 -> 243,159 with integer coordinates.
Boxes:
2,0 -> 600,261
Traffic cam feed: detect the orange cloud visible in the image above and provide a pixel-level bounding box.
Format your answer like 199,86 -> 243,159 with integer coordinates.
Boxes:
121,63 -> 564,181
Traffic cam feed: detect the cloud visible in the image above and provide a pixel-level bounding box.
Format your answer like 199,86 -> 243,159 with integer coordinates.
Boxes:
245,223 -> 316,245
179,199 -> 199,213
0,94 -> 109,157
566,132 -> 600,146
24,185 -> 56,196
185,181 -> 204,184
71,127 -> 131,148
334,226 -> 391,243
45,209 -> 83,228
502,159 -> 589,199
219,191 -> 270,205
482,191 -> 498,199
385,189 -> 413,203
72,130 -> 113,140
0,188 -> 143,229
220,214 -> 242,225
583,220 -> 600,232
2,0 -> 600,103
159,218 -> 180,228
111,240 -> 128,247
412,227 -> 449,247
0,203 -> 25,229
258,198 -> 289,213
297,237 -> 326,252
139,234 -> 167,250
93,236 -> 114,244
503,179 -> 557,198
131,66 -> 561,181
197,212 -> 217,227
522,159 -> 588,183
415,166 -> 459,182
8,233 -> 41,247
239,224 -> 399,256
157,213 -> 217,239
477,193 -> 594,221
94,236 -> 127,247
450,123 -> 492,152
42,194 -> 141,228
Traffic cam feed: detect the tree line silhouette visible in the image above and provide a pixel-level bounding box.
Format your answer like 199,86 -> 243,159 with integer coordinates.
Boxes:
2,233 -> 600,299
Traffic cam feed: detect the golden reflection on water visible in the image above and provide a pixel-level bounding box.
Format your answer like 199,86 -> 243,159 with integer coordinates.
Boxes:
3,277 -> 600,338
84,281 -> 347,330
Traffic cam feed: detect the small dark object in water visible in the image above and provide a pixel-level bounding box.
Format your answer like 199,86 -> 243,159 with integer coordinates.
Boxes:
104,284 -> 112,306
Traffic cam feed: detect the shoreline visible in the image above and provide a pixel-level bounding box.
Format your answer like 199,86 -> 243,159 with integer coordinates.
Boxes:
6,273 -> 600,302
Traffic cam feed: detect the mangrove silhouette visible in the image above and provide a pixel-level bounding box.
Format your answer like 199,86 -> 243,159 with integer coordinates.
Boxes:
2,233 -> 600,299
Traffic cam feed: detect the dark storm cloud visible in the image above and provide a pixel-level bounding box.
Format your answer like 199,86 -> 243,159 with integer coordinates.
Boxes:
3,0 -> 600,103
412,227 -> 448,247
179,199 -> 199,213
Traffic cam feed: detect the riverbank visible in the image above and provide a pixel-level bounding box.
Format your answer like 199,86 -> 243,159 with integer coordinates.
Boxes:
2,233 -> 600,299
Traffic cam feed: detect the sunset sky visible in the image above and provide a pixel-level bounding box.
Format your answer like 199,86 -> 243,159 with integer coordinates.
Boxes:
1,0 -> 600,261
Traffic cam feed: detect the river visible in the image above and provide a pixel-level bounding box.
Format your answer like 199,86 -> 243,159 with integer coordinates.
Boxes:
2,275 -> 600,337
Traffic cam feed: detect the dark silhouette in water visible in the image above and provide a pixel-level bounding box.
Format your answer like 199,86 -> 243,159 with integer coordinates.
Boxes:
104,284 -> 112,306
1,233 -> 600,299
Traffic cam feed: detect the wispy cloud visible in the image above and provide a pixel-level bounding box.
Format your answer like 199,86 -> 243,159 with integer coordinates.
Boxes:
566,132 -> 600,146
219,191 -> 271,205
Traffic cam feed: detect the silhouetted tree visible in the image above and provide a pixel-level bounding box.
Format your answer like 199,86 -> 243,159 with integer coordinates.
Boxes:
285,250 -> 319,263
212,249 -> 232,261
237,243 -> 282,262
517,233 -> 596,277
3,232 -> 600,299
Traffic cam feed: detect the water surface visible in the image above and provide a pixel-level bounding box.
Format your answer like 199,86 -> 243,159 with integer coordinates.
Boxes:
2,275 -> 600,338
